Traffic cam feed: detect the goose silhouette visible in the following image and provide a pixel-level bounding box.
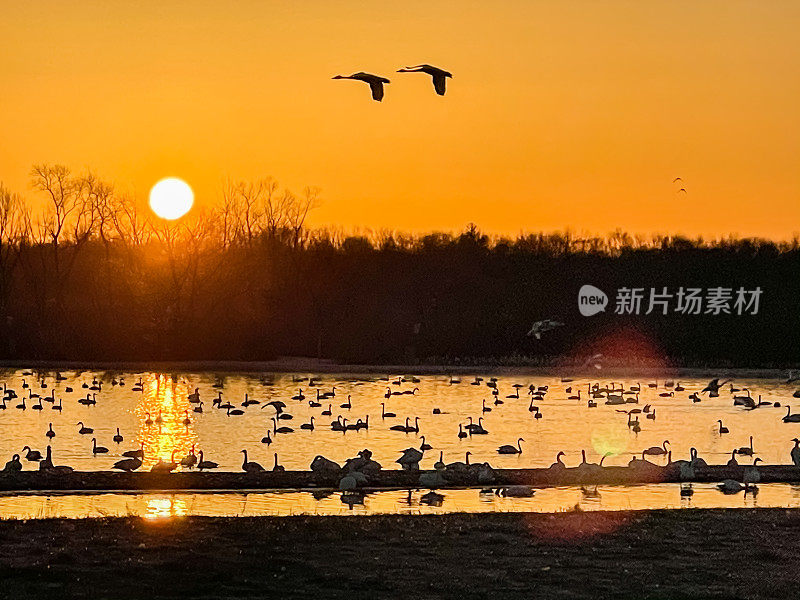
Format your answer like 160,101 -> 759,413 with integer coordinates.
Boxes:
396,64 -> 452,95
332,72 -> 390,101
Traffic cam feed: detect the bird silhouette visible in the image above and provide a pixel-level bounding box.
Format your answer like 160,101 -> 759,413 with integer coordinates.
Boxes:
332,72 -> 390,101
526,319 -> 564,339
396,64 -> 452,95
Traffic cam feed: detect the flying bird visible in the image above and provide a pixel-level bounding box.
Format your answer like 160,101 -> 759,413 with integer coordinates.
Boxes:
397,64 -> 452,96
332,72 -> 390,101
672,177 -> 683,184
583,353 -> 604,370
701,378 -> 729,394
678,188 -> 687,194
526,319 -> 564,339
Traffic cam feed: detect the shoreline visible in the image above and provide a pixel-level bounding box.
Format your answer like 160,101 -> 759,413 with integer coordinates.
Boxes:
0,358 -> 794,379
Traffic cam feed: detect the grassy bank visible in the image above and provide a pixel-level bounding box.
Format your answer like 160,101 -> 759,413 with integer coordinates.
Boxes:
1,509 -> 799,598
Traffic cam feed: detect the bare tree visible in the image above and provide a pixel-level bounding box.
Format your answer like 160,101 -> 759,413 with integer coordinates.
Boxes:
258,177 -> 282,238
287,186 -> 319,247
220,180 -> 244,248
0,184 -> 30,351
109,193 -> 150,248
26,164 -> 105,334
30,164 -> 75,250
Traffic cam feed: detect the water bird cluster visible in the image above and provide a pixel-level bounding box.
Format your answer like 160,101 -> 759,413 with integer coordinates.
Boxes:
3,370 -> 800,502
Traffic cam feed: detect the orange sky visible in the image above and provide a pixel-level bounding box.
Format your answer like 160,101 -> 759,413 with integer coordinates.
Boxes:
1,1 -> 799,239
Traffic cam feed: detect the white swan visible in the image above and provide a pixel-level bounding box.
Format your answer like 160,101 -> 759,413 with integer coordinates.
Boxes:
717,479 -> 745,494
434,451 -> 445,470
180,445 -> 197,468
241,449 -> 265,473
783,406 -> 800,422
91,438 -> 108,455
113,455 -> 143,472
497,438 -> 524,455
549,451 -> 566,470
737,436 -> 755,456
498,485 -> 535,497
744,458 -> 762,485
197,451 -> 218,471
642,440 -> 669,456
396,447 -> 423,471
151,450 -> 177,473
690,447 -> 707,468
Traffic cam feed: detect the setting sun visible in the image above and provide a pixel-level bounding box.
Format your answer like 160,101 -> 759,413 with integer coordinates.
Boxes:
149,178 -> 194,220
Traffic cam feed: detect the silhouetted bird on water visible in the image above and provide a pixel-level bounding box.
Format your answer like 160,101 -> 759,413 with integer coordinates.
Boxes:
332,72 -> 390,101
396,64 -> 452,95
702,378 -> 729,395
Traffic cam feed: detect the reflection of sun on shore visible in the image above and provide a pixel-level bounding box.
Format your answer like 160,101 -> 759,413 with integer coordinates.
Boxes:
144,496 -> 188,520
134,374 -> 199,469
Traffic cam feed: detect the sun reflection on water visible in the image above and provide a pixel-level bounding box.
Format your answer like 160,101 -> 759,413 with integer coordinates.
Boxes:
135,374 -> 198,469
144,495 -> 188,520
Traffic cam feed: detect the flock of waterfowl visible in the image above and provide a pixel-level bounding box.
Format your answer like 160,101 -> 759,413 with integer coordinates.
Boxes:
3,370 -> 800,501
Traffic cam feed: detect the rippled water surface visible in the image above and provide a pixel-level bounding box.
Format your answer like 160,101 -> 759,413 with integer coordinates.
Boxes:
1,369 -> 797,474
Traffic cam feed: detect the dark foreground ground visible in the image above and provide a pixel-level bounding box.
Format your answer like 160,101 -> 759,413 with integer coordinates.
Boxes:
1,509 -> 798,599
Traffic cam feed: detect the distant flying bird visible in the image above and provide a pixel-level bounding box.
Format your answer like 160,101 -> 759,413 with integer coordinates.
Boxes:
396,64 -> 452,95
678,188 -> 687,194
583,353 -> 604,370
526,319 -> 564,339
332,72 -> 390,101
672,177 -> 683,184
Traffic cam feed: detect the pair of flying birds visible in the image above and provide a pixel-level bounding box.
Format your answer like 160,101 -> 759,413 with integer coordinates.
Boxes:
332,64 -> 452,101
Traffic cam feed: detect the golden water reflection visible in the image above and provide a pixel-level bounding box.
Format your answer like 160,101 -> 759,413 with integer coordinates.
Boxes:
136,374 -> 198,469
144,496 -> 188,520
3,483 -> 800,520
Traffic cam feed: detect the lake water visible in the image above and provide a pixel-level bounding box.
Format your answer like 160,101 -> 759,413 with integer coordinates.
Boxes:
1,369 -> 797,474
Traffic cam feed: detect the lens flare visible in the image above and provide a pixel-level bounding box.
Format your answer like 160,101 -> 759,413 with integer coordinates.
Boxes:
591,424 -> 630,458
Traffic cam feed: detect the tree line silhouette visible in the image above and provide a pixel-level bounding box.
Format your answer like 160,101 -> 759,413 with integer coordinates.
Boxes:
0,164 -> 797,367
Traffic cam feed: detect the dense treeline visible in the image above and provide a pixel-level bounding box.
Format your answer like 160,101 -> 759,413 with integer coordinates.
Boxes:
0,165 -> 797,367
